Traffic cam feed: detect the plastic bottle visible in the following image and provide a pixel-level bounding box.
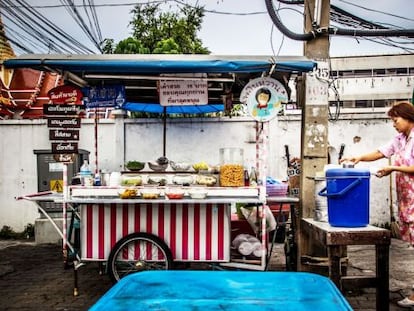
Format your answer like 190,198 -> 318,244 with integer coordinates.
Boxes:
244,168 -> 250,186
80,160 -> 92,186
94,171 -> 102,186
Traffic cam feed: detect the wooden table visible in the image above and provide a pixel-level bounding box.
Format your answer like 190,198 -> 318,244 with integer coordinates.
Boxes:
301,218 -> 390,311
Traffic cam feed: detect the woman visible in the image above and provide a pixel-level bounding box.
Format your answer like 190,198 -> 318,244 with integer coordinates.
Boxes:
341,101 -> 414,308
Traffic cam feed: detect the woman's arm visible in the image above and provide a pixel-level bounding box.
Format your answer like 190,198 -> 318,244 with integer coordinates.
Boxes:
377,164 -> 414,177
340,150 -> 385,164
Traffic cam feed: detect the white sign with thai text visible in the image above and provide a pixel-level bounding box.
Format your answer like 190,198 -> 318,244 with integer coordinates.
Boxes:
159,80 -> 208,106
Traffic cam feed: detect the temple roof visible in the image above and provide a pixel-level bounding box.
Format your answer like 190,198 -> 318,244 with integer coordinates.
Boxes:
0,15 -> 15,61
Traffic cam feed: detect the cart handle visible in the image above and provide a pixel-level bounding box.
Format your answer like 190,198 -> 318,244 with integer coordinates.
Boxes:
318,178 -> 362,198
15,191 -> 53,200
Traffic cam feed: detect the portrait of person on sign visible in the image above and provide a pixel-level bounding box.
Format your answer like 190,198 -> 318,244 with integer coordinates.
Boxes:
252,87 -> 274,118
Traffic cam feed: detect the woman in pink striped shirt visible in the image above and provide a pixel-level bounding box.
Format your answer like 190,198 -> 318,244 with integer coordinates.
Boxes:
341,101 -> 414,307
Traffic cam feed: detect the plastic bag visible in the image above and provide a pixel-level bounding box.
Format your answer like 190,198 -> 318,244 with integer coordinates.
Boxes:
240,205 -> 276,234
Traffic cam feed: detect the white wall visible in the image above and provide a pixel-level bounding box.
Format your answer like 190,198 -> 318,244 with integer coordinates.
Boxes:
0,110 -> 397,231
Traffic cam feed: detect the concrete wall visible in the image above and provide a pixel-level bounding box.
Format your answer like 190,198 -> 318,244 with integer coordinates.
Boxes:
1,109 -> 396,235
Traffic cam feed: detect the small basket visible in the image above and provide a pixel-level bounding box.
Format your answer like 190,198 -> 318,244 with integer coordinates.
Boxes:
266,183 -> 288,196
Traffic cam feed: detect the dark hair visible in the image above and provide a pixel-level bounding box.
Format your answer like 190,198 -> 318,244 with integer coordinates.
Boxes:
255,87 -> 271,101
387,101 -> 414,123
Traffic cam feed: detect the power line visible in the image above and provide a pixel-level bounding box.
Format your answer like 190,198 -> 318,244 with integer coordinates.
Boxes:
337,0 -> 414,23
1,0 -> 98,54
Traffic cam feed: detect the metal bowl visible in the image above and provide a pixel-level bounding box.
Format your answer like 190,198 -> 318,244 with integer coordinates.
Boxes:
148,161 -> 168,172
125,161 -> 145,171
170,161 -> 191,171
172,174 -> 194,186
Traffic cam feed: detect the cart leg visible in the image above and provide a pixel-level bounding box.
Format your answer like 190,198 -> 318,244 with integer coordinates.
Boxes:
99,262 -> 104,275
63,248 -> 69,269
73,261 -> 79,297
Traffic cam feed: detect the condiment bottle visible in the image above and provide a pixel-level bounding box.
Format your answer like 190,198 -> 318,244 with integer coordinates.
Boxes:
249,166 -> 258,187
244,168 -> 250,186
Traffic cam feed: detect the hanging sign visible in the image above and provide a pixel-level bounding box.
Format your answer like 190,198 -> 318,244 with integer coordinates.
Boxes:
51,142 -> 78,154
158,80 -> 208,106
47,117 -> 81,128
43,104 -> 82,115
83,85 -> 125,108
47,85 -> 83,104
240,77 -> 288,122
49,129 -> 79,141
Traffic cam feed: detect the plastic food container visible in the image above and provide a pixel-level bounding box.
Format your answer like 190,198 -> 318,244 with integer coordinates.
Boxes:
118,188 -> 138,199
219,148 -> 244,187
141,188 -> 160,199
165,187 -> 185,200
188,188 -> 208,199
121,174 -> 142,186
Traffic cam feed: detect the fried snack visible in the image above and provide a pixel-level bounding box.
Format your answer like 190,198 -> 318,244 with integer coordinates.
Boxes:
119,188 -> 137,199
219,164 -> 244,187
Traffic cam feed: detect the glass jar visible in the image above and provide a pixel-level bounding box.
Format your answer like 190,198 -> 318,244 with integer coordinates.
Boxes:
219,148 -> 244,187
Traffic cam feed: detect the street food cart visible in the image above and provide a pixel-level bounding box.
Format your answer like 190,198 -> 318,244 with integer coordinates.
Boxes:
20,183 -> 298,295
8,54 -> 315,296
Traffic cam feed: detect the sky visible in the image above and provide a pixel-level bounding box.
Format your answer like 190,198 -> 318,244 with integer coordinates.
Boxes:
1,0 -> 414,57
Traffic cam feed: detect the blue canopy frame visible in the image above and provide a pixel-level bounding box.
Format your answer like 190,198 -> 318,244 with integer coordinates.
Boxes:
4,54 -> 316,115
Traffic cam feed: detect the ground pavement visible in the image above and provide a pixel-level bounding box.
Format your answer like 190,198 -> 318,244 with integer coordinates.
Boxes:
0,238 -> 414,310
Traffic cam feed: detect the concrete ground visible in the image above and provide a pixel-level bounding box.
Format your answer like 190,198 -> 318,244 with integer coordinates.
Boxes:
0,238 -> 413,310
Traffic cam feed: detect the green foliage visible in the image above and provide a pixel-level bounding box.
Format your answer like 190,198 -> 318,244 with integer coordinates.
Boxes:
153,38 -> 180,54
100,38 -> 115,54
104,3 -> 209,54
114,37 -> 150,54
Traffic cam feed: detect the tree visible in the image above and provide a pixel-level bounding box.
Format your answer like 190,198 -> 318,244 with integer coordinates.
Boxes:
102,3 -> 209,54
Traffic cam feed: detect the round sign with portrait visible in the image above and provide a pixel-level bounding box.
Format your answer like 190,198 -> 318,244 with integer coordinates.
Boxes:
240,77 -> 288,122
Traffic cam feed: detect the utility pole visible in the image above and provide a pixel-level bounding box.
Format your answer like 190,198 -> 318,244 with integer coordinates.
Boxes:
297,0 -> 331,270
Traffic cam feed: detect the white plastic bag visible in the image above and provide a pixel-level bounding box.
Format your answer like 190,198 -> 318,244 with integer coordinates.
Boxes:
240,205 -> 276,234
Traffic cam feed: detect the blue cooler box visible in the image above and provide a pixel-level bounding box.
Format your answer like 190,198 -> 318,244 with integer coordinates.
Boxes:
89,271 -> 352,311
319,168 -> 370,227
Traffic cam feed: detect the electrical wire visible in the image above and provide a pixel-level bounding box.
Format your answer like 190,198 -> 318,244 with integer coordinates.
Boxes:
2,0 -> 414,55
1,1 -> 85,54
2,0 -> 97,54
337,0 -> 414,23
266,0 -> 414,40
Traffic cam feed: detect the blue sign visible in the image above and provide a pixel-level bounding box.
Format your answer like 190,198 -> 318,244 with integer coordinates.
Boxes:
83,85 -> 125,108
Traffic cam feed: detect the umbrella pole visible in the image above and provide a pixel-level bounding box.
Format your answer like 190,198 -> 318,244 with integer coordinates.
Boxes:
163,107 -> 166,157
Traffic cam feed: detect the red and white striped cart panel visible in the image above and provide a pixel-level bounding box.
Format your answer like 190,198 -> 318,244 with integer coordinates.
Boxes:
80,203 -> 230,262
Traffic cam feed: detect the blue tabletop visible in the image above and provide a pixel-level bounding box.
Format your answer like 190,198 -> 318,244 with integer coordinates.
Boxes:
89,271 -> 352,311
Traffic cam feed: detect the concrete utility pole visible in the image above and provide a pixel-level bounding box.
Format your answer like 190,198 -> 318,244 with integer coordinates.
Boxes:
297,0 -> 330,270
301,0 -> 330,217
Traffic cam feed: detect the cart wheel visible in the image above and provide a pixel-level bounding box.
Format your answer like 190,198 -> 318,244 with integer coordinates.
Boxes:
107,232 -> 173,283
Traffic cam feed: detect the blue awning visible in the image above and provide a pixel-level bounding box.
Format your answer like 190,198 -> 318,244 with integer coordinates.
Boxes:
122,102 -> 224,115
3,54 -> 317,74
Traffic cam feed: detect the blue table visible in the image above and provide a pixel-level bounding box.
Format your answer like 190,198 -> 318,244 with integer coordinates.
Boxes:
89,271 -> 352,311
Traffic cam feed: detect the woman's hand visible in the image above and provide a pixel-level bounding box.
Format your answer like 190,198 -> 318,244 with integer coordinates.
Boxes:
339,156 -> 361,165
375,167 -> 392,178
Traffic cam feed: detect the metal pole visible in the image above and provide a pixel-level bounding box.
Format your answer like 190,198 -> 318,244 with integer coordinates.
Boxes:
94,108 -> 99,174
163,107 -> 167,157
